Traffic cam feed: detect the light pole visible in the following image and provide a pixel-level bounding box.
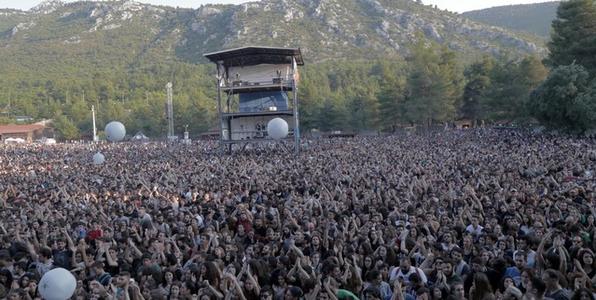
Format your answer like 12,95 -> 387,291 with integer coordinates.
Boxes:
166,82 -> 174,140
92,105 -> 98,142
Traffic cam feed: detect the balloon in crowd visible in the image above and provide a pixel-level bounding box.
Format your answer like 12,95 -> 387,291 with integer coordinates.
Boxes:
38,268 -> 77,300
267,117 -> 289,140
105,121 -> 126,142
92,152 -> 105,165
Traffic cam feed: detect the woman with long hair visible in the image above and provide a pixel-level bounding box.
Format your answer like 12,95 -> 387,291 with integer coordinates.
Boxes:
341,264 -> 363,295
361,255 -> 375,280
469,273 -> 495,300
270,269 -> 288,300
430,285 -> 449,300
575,249 -> 596,281
0,268 -> 13,294
519,268 -> 535,293
374,245 -> 399,266
161,271 -> 175,293
168,282 -> 181,300
440,232 -> 457,253
571,288 -> 596,300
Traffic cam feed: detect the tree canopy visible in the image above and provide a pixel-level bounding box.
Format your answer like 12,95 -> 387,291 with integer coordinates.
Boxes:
528,64 -> 595,132
546,0 -> 596,77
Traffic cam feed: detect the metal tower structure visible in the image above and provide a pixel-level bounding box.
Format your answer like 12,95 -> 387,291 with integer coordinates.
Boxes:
166,82 -> 175,140
203,46 -> 304,154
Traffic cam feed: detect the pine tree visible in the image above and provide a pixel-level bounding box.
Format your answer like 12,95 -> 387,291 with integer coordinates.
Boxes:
484,56 -> 547,121
318,96 -> 348,131
378,78 -> 406,131
405,36 -> 462,125
461,56 -> 494,121
374,59 -> 407,131
435,46 -> 464,122
528,64 -> 593,132
516,56 -> 549,118
54,114 -> 81,140
347,85 -> 380,131
546,0 -> 596,76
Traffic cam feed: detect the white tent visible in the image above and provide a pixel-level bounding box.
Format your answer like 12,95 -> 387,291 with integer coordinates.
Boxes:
132,132 -> 149,141
4,137 -> 26,144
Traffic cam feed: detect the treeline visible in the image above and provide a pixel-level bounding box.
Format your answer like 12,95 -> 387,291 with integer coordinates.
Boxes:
0,61 -> 217,139
0,45 -> 553,139
298,39 -> 547,132
527,0 -> 596,134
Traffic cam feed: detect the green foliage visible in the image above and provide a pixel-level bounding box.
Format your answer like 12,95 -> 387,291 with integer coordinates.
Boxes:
377,81 -> 406,130
482,56 -> 547,121
298,60 -> 384,132
525,0 -> 596,133
296,56 -> 463,132
546,0 -> 596,76
374,59 -> 408,130
528,64 -> 595,132
403,37 -> 463,125
0,116 -> 12,125
516,56 -> 550,115
53,113 -> 81,140
569,82 -> 596,131
461,56 -> 494,121
317,97 -> 349,131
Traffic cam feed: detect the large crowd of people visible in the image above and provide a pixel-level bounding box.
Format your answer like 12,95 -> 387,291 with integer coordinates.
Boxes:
0,129 -> 595,300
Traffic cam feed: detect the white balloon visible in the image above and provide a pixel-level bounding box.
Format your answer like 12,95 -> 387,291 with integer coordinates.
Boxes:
105,121 -> 126,142
93,152 -> 105,165
267,118 -> 289,140
39,268 -> 77,300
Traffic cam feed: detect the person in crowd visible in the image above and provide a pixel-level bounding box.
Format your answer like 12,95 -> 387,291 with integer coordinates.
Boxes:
0,129 -> 593,299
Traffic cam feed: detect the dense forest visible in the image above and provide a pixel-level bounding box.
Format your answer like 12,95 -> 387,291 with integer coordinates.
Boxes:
0,43 -> 551,138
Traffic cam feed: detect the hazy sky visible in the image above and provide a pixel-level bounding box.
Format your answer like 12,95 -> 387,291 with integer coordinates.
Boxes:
0,0 -> 554,13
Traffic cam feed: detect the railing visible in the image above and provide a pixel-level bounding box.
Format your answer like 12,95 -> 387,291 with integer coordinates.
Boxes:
224,129 -> 295,140
222,77 -> 294,89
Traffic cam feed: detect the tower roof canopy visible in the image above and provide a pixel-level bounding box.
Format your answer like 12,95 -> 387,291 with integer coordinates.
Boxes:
204,46 -> 304,67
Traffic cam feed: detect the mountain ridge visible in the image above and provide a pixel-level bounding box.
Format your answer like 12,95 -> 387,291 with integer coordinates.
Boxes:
462,1 -> 559,39
0,0 -> 545,67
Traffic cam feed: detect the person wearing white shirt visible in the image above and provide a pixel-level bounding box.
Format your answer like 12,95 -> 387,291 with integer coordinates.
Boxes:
466,216 -> 484,236
389,257 -> 428,286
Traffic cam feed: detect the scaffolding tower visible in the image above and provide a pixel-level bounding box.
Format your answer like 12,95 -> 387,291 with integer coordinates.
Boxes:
204,46 -> 304,154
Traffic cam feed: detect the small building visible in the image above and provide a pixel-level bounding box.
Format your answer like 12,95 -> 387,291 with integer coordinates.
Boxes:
326,131 -> 356,138
199,126 -> 220,140
0,123 -> 51,143
454,119 -> 474,129
15,116 -> 34,123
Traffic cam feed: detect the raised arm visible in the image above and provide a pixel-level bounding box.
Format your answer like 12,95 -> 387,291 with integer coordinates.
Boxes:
127,238 -> 143,258
392,279 -> 404,300
62,228 -> 77,253
246,266 -> 261,296
322,277 -> 339,300
204,280 -> 225,299
224,273 -> 247,300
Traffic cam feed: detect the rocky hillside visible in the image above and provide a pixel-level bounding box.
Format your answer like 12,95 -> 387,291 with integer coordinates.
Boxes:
462,1 -> 559,39
0,0 -> 545,69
